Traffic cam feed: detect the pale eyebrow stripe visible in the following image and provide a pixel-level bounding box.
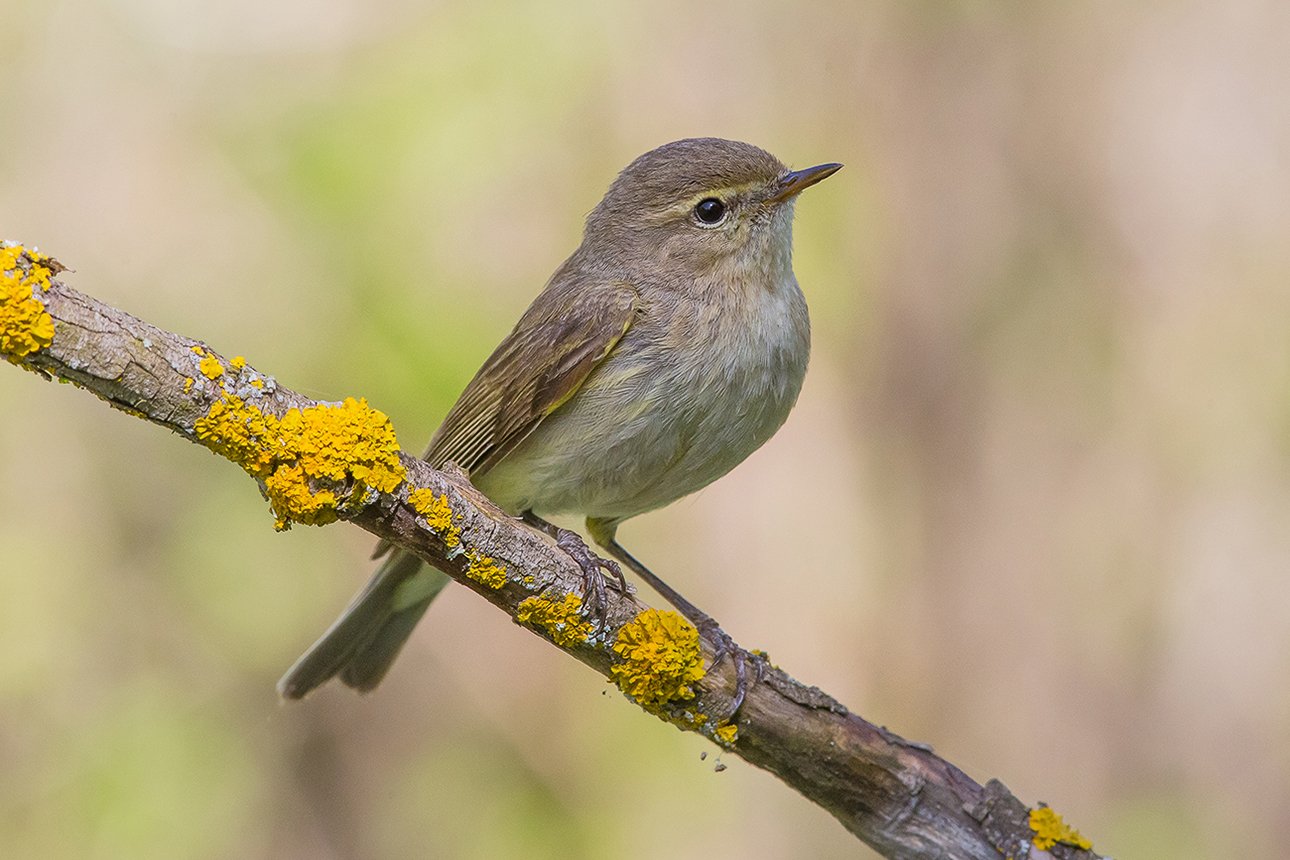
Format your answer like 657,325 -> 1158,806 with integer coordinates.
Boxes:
649,181 -> 766,223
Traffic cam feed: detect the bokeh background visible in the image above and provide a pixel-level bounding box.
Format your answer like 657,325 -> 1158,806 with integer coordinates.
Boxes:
3,2 -> 1289,857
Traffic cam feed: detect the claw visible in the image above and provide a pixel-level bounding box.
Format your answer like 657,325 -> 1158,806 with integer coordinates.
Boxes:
522,512 -> 628,636
552,527 -> 622,635
586,529 -> 763,722
697,620 -> 765,722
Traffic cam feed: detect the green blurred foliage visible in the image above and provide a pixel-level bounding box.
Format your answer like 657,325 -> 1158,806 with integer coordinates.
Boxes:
4,1 -> 1290,858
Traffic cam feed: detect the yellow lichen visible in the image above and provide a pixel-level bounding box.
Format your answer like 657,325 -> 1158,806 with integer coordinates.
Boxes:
264,463 -> 338,529
714,723 -> 738,745
280,399 -> 404,492
408,488 -> 460,547
674,710 -> 742,751
198,351 -> 224,379
6,246 -> 55,291
0,245 -> 56,360
465,550 -> 507,589
1029,806 -> 1092,852
250,377 -> 264,389
183,377 -> 195,394
229,355 -> 246,370
516,594 -> 592,647
191,345 -> 204,355
194,393 -> 281,476
194,393 -> 405,531
611,609 -> 705,707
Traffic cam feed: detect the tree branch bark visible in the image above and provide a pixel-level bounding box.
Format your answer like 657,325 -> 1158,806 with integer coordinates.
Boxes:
0,244 -> 1103,860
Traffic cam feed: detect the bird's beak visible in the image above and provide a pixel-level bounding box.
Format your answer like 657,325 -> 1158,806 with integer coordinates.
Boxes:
768,162 -> 843,205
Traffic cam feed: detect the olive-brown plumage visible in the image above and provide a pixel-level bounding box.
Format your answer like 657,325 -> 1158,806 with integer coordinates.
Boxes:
279,138 -> 839,698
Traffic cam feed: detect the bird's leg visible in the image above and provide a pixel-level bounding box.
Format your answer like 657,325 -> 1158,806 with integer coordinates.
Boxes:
587,518 -> 762,720
521,511 -> 626,632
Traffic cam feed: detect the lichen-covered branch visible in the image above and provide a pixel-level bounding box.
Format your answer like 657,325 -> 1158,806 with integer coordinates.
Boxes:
0,243 -> 1105,860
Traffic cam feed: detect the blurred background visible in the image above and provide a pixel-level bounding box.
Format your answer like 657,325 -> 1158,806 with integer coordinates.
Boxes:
3,1 -> 1289,857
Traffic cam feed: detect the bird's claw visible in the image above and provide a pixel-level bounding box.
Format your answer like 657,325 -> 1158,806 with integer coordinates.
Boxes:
554,528 -> 625,634
697,619 -> 766,721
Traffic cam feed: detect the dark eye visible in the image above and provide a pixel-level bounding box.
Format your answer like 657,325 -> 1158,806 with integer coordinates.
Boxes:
693,197 -> 726,225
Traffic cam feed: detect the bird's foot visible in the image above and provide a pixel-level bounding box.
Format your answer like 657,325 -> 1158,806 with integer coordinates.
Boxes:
553,527 -> 627,634
695,617 -> 766,722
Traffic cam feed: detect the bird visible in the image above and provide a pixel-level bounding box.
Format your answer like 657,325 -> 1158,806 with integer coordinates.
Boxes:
279,137 -> 840,702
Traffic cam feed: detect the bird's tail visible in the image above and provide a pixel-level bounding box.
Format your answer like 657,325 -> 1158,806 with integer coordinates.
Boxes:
277,549 -> 451,699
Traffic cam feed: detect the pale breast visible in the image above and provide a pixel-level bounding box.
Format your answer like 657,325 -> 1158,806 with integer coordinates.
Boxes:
478,276 -> 810,522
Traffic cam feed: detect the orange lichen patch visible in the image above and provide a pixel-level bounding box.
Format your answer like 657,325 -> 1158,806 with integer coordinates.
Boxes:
516,594 -> 592,647
611,609 -> 705,707
0,245 -> 56,360
1029,806 -> 1092,852
408,488 -> 460,548
465,550 -> 506,589
194,393 -> 405,531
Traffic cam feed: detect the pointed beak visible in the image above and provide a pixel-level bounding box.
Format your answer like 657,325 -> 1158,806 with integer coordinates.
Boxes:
768,162 -> 843,205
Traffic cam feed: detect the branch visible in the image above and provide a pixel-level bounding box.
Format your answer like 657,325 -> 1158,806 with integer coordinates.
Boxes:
0,243 -> 1104,860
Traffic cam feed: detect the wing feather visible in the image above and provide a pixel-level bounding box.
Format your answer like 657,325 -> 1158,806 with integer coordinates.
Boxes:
424,279 -> 638,477
369,278 -> 637,561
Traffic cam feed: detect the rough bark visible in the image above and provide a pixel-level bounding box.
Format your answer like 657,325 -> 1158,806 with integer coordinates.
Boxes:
1,246 -> 1104,860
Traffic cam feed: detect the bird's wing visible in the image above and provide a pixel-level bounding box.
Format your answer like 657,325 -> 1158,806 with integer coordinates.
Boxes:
424,278 -> 639,476
370,278 -> 637,563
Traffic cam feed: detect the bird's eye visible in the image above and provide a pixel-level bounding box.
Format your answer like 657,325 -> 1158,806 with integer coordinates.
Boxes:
693,197 -> 727,225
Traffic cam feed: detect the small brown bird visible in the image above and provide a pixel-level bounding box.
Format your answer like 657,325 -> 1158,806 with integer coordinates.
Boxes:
280,138 -> 840,702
